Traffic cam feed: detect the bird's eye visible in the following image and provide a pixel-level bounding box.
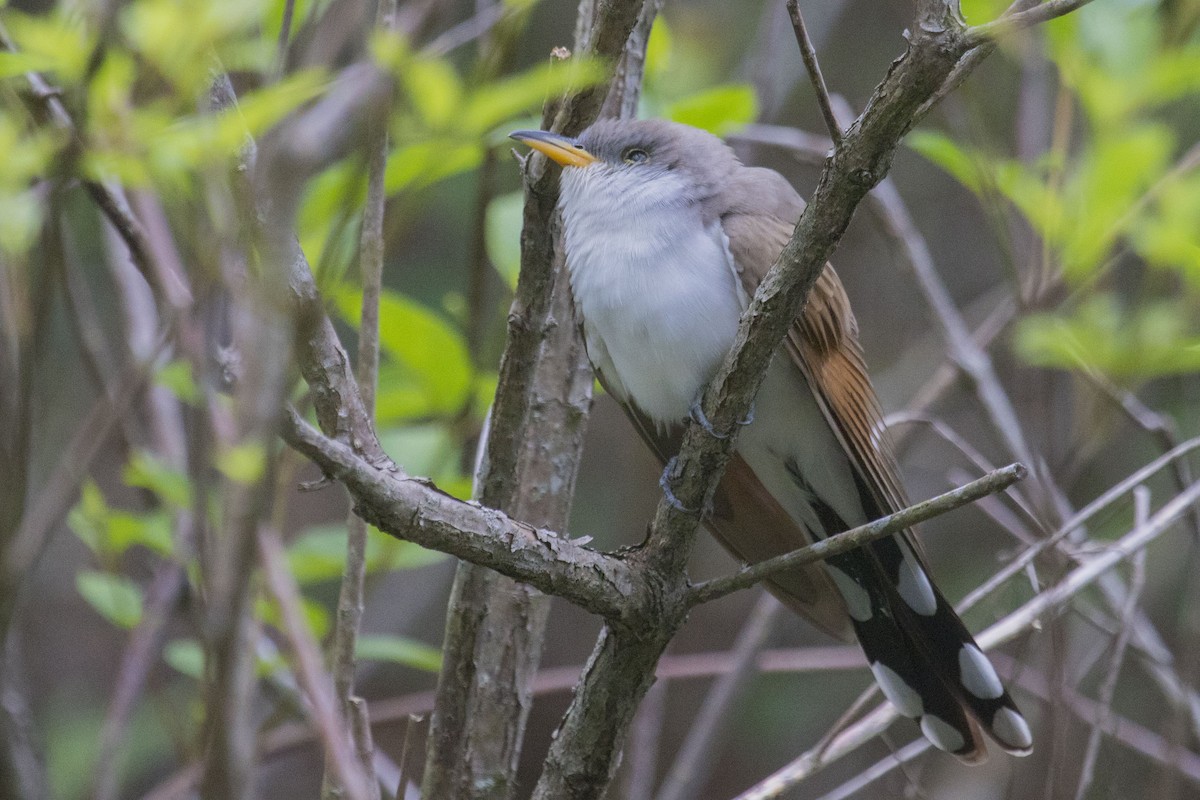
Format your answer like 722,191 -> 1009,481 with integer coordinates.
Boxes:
622,147 -> 649,164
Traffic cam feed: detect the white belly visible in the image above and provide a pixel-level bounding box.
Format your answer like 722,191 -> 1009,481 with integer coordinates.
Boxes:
562,199 -> 745,425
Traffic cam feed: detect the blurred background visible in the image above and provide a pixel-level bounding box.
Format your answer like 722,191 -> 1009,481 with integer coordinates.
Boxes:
2,0 -> 1200,798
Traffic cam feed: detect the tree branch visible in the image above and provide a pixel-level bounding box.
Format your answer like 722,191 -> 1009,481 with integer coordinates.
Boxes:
281,412 -> 644,624
786,0 -> 841,146
689,463 -> 1027,605
964,0 -> 1098,47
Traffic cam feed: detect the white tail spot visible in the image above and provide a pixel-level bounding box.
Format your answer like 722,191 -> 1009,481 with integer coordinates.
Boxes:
920,714 -> 966,753
826,565 -> 872,622
896,545 -> 936,616
992,707 -> 1034,754
958,644 -> 1004,700
870,661 -> 923,718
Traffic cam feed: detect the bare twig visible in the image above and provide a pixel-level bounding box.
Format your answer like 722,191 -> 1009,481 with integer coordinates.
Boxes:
5,342 -> 165,577
322,5 -> 396,800
259,529 -> 372,800
656,593 -> 782,800
689,463 -> 1027,605
732,475 -> 1200,798
622,678 -> 668,800
809,739 -> 931,800
420,2 -> 507,57
1073,491 -> 1148,800
964,0 -> 1099,46
957,437 -> 1200,615
785,0 -> 842,146
91,564 -> 188,800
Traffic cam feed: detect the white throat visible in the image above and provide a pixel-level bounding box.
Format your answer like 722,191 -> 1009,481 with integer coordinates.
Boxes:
559,164 -> 747,426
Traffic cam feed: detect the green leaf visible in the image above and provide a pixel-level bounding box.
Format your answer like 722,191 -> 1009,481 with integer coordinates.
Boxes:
335,287 -> 472,416
4,11 -> 94,84
485,190 -> 525,290
286,524 -> 445,585
77,571 -> 144,629
68,481 -> 173,557
665,84 -> 758,136
0,50 -> 57,79
105,510 -> 174,557
217,442 -> 267,484
402,57 -> 464,129
154,359 -> 201,404
459,57 -> 607,135
1057,125 -> 1173,279
164,638 -> 205,679
124,451 -> 192,507
355,634 -> 442,671
1133,175 -> 1200,289
1015,296 -> 1200,378
958,0 -> 1010,23
907,130 -> 989,193
386,140 -> 482,194
68,481 -> 108,553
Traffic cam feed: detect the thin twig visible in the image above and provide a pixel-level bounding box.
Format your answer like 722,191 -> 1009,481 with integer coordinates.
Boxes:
657,593 -> 782,800
5,340 -> 166,575
964,0 -> 1099,46
785,0 -> 842,146
419,2 -> 507,57
956,437 -> 1200,616
809,739 -> 931,800
623,677 -> 668,800
322,3 -> 395,798
733,478 -> 1200,798
258,529 -> 372,800
395,714 -> 424,800
91,564 -> 188,800
689,463 -> 1027,605
1073,491 -> 1149,800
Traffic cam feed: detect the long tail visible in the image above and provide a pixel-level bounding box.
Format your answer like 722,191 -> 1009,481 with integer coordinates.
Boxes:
809,494 -> 1033,761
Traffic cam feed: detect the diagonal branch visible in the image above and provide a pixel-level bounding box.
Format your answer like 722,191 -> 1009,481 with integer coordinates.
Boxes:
964,0 -> 1098,46
688,463 -> 1027,605
786,0 -> 842,146
281,412 -> 642,623
735,476 -> 1200,798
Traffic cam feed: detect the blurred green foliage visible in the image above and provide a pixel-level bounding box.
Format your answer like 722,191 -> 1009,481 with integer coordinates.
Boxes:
911,1 -> 1200,380
1,0 -> 610,758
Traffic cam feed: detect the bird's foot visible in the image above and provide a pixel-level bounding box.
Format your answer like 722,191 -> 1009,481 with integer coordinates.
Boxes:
659,457 -> 703,516
689,398 -> 755,440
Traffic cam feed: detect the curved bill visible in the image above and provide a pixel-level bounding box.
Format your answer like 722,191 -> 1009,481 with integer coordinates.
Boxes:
509,130 -> 597,168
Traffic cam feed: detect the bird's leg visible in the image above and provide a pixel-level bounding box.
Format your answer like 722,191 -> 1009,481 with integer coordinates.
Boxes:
689,396 -> 755,440
659,456 -> 705,516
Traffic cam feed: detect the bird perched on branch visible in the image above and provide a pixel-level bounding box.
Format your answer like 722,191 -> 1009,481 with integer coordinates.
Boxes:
511,119 -> 1032,762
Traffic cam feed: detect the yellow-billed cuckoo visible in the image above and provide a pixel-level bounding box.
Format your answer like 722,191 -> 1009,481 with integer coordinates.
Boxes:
511,119 -> 1032,762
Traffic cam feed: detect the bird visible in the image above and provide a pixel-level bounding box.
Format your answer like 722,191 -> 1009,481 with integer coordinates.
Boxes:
510,119 -> 1033,762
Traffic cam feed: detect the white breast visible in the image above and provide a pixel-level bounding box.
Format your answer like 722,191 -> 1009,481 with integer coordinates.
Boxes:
559,165 -> 746,426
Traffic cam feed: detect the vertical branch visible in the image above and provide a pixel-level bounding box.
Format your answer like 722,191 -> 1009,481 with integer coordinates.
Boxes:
419,1 -> 645,798
322,4 -> 396,799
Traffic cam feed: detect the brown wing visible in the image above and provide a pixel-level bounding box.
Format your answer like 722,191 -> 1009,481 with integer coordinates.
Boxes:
722,212 -> 915,539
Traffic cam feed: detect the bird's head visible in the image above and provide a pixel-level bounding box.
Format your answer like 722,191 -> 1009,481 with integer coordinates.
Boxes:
509,119 -> 739,214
